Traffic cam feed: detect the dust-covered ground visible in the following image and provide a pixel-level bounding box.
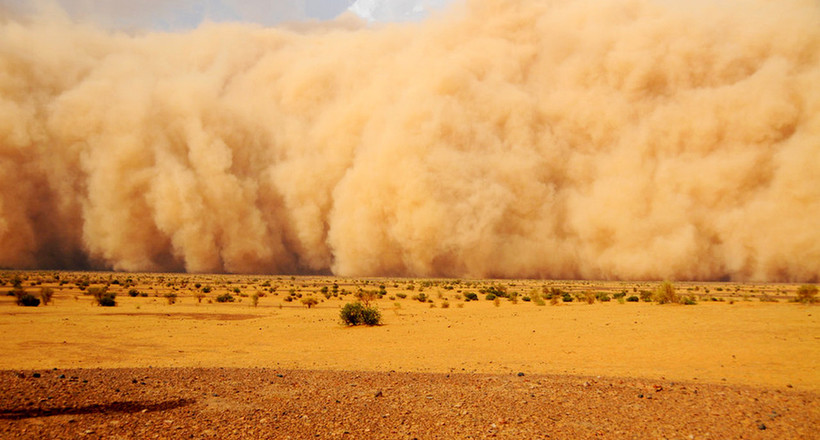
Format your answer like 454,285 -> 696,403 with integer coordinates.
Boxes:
0,273 -> 818,438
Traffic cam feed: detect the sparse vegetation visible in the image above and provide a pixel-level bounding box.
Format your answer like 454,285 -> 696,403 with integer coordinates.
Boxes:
795,285 -> 818,304
340,302 -> 381,326
653,281 -> 678,304
39,287 -> 54,305
15,289 -> 40,307
216,293 -> 235,303
301,297 -> 319,308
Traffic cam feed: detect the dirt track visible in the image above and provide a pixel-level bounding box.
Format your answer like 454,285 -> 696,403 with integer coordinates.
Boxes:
1,368 -> 817,439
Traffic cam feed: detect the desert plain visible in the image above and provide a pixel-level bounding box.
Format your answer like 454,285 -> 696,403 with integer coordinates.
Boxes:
0,272 -> 817,439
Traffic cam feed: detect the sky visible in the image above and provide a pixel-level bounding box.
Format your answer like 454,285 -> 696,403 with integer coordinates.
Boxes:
0,0 -> 455,29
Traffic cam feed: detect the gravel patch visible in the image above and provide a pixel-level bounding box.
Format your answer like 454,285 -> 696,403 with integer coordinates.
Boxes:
0,368 -> 816,439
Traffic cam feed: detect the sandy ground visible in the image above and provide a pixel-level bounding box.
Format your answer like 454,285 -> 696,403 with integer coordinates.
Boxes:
0,274 -> 818,438
0,286 -> 817,390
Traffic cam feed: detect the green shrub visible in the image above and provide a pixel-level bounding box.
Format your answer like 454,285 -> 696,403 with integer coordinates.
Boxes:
463,292 -> 478,301
639,290 -> 653,302
340,302 -> 381,326
485,293 -> 497,301
128,289 -> 140,297
796,285 -> 818,304
681,296 -> 697,305
562,293 -> 573,302
216,293 -> 235,303
396,293 -> 407,299
626,295 -> 639,302
596,292 -> 611,302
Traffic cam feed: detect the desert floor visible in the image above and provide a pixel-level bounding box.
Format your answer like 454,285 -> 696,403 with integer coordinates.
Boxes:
0,273 -> 817,438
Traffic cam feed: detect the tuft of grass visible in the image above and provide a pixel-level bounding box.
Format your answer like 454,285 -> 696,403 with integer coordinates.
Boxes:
652,281 -> 678,304
39,287 -> 54,305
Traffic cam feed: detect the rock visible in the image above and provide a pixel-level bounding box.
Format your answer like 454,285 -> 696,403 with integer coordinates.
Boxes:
758,424 -> 767,430
374,390 -> 383,397
517,372 -> 525,377
32,373 -> 41,378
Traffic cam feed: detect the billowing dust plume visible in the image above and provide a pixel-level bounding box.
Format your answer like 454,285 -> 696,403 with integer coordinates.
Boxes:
1,0 -> 819,281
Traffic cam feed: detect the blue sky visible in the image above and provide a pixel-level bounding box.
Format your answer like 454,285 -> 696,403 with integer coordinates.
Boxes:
1,0 -> 454,29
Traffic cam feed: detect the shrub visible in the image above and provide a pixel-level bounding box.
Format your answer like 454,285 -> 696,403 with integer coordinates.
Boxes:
796,285 -> 818,304
613,291 -> 626,299
441,301 -> 450,308
16,292 -> 40,307
90,286 -> 116,307
164,293 -> 177,305
216,293 -> 235,303
681,296 -> 697,305
562,293 -> 573,302
396,293 -> 407,299
639,290 -> 653,302
584,292 -> 596,304
464,292 -> 478,301
626,295 -> 640,302
252,293 -> 260,307
652,281 -> 678,304
522,296 -> 531,302
414,293 -> 428,303
97,293 -> 116,307
39,287 -> 54,305
128,289 -> 140,297
202,286 -> 212,293
485,293 -> 497,301
340,302 -> 381,326
596,292 -> 611,302
301,297 -> 319,308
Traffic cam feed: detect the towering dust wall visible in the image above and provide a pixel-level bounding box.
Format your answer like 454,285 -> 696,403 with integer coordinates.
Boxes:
1,0 -> 819,281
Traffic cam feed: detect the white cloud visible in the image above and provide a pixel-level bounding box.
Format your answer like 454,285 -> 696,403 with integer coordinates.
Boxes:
349,0 -> 451,22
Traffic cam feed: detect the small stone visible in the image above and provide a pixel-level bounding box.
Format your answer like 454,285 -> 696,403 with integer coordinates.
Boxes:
517,372 -> 525,377
638,394 -> 644,398
58,374 -> 66,379
758,423 -> 767,430
32,373 -> 41,378
374,390 -> 383,398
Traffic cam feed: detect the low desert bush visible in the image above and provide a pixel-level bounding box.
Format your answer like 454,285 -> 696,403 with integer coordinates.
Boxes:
796,285 -> 818,304
485,293 -> 497,301
39,287 -> 54,305
340,302 -> 381,326
128,289 -> 140,297
463,292 -> 478,301
164,292 -> 177,305
396,292 -> 407,299
15,289 -> 40,307
216,293 -> 235,303
301,297 -> 319,308
562,293 -> 573,302
626,295 -> 640,302
652,281 -> 678,304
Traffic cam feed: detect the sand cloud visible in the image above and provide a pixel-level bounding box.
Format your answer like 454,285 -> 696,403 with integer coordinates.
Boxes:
1,0 -> 818,281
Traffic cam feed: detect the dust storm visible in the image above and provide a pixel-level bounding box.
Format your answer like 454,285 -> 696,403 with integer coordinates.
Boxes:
1,0 -> 818,281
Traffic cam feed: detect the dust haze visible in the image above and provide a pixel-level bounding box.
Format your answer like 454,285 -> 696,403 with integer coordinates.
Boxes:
1,0 -> 818,281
